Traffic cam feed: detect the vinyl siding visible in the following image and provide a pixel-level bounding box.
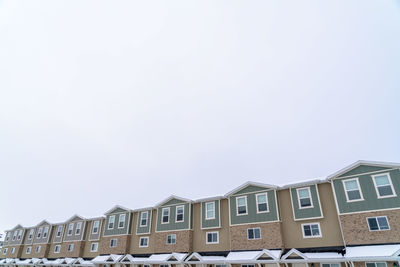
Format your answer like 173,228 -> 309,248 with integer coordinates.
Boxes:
290,185 -> 323,220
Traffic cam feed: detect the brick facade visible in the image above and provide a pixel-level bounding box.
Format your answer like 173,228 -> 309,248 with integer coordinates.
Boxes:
154,230 -> 193,253
99,235 -> 130,254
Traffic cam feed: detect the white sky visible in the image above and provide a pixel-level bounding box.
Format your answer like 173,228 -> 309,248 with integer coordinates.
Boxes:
0,0 -> 399,234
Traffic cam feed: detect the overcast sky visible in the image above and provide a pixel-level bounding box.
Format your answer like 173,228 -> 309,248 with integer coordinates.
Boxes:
0,0 -> 399,234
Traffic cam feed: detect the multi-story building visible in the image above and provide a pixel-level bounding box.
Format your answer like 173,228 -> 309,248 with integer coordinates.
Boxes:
1,160 -> 399,267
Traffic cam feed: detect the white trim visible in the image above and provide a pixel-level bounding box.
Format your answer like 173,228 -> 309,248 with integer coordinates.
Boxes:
327,160 -> 400,180
175,205 -> 185,223
205,201 -> 216,220
301,222 -> 322,238
155,195 -> 193,208
136,209 -> 153,235
256,192 -> 269,213
365,262 -> 388,267
26,246 -> 32,254
89,219 -> 103,241
139,236 -> 149,247
90,242 -> 98,252
118,214 -> 126,229
161,207 -> 170,224
140,211 -> 149,227
75,222 -> 82,235
315,183 -> 324,219
108,215 -> 115,229
110,238 -> 117,248
67,223 -> 74,236
206,231 -> 219,244
54,244 -> 61,253
91,220 -> 100,234
104,205 -> 131,215
342,178 -> 364,202
225,181 -> 278,197
236,195 -> 248,216
166,233 -> 177,244
247,227 -> 261,240
296,187 -> 314,209
67,243 -> 74,252
371,172 -> 397,199
366,216 -> 391,231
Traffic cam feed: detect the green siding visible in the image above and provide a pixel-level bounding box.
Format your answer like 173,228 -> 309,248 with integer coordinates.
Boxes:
230,190 -> 278,225
290,185 -> 322,220
164,198 -> 187,206
103,212 -> 131,236
108,207 -> 128,214
156,202 -> 190,231
338,165 -> 392,178
201,200 -> 220,229
333,168 -> 400,214
136,210 -> 152,234
233,185 -> 272,196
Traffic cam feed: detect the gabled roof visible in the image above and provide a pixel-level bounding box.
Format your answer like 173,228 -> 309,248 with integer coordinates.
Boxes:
92,254 -> 123,264
279,179 -> 325,189
281,248 -> 344,262
185,253 -> 226,263
327,160 -> 400,180
35,220 -> 51,227
65,214 -> 85,223
9,224 -> 24,231
194,195 -> 225,203
225,181 -> 278,197
154,195 -> 193,207
281,248 -> 307,260
104,205 -> 131,215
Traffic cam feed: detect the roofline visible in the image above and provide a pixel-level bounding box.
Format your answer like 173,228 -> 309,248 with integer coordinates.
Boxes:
194,196 -> 225,203
154,195 -> 193,208
104,205 -> 132,215
279,179 -> 326,189
224,181 -> 278,197
327,160 -> 400,180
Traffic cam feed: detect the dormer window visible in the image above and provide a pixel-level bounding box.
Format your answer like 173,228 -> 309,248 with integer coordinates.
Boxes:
6,232 -> 10,241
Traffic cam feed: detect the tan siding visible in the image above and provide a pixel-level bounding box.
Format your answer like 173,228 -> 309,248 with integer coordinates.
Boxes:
128,211 -> 156,254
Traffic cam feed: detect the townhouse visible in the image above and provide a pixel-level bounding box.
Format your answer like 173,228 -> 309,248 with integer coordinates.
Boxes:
1,160 -> 400,267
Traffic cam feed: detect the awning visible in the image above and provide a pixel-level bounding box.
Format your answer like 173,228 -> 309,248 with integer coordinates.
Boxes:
42,259 -> 64,266
281,249 -> 344,263
345,244 -> 400,262
120,253 -> 187,265
73,258 -> 94,267
15,259 -> 31,266
226,250 -> 281,264
185,253 -> 226,264
92,255 -> 123,265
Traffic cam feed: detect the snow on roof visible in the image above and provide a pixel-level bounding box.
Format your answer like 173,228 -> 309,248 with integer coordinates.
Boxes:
15,259 -> 31,265
185,252 -> 226,263
92,254 -> 123,263
279,179 -> 325,189
225,182 -> 278,197
327,160 -> 400,180
226,250 -> 281,262
154,195 -> 193,207
345,244 -> 400,259
303,252 -> 344,259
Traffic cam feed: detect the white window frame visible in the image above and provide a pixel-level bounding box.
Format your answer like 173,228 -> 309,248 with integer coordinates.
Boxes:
43,226 -> 49,238
297,187 -> 314,209
236,196 -> 248,216
342,178 -> 364,202
256,193 -> 269,213
140,211 -> 149,227
67,243 -> 74,252
176,205 -> 184,222
110,238 -> 117,248
3,248 -> 8,255
56,225 -> 63,237
166,234 -> 176,245
37,227 -> 43,238
10,247 -> 15,254
118,214 -> 126,229
108,215 -> 115,229
139,237 -> 149,247
242,264 -> 255,267
161,207 -> 170,224
365,263 -> 387,267
67,223 -> 74,236
322,264 -> 340,267
92,220 -> 100,234
247,227 -> 261,240
371,173 -> 397,199
12,231 -> 17,241
6,232 -> 10,241
302,222 -> 322,238
26,246 -> 32,254
90,242 -> 98,252
54,245 -> 61,253
205,201 -> 216,220
36,245 -> 41,253
17,229 -> 22,240
206,231 -> 219,244
366,216 -> 390,231
75,222 -> 82,235
28,229 -> 34,240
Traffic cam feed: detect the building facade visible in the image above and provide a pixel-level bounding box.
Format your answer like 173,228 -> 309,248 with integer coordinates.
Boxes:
1,160 -> 400,267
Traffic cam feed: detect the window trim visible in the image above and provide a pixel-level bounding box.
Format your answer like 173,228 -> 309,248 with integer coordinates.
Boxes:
56,225 -> 63,237
17,229 -> 22,240
366,216 -> 390,231
371,173 -> 397,199
110,238 -> 117,248
36,245 -> 41,253
166,234 -> 176,245
255,192 -> 269,213
301,222 -> 322,238
37,227 -> 43,238
161,207 -> 170,224
296,187 -> 314,209
342,178 -> 364,202
10,247 -> 15,254
206,231 -> 219,244
67,223 -> 74,236
75,222 -> 82,235
139,237 -> 149,247
28,229 -> 34,240
54,245 -> 61,253
247,227 -> 261,240
3,248 -> 8,255
67,243 -> 74,252
26,246 -> 32,254
108,215 -> 115,229
205,201 -> 216,220
92,220 -> 100,234
176,205 -> 185,223
43,226 -> 49,238
118,214 -> 126,229
365,263 -> 388,267
90,242 -> 98,252
236,196 -> 248,216
140,211 -> 149,227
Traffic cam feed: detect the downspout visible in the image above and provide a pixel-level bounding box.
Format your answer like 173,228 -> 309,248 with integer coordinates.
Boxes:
328,180 -> 347,248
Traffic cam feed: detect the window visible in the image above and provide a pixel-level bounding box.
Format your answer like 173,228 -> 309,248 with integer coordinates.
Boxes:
28,229 -> 34,240
3,248 -> 7,255
11,248 -> 15,254
140,211 -> 149,227
247,228 -> 261,240
43,226 -> 49,238
110,239 -> 117,247
216,265 -> 227,267
36,245 -> 41,253
12,231 -> 17,240
6,232 -> 10,241
139,237 -> 149,247
343,178 -> 363,201
322,264 -> 340,267
166,234 -> 176,244
236,196 -> 247,215
160,265 -> 169,267
56,226 -> 63,237
176,205 -> 184,222
242,265 -> 255,267
206,232 -> 219,244
90,243 -> 98,252
205,202 -> 215,220
92,220 -> 100,234
118,214 -> 126,228
256,193 -> 268,213
17,229 -> 23,240
54,245 -> 61,253
68,244 -> 74,252
366,263 -> 387,267
372,173 -> 396,198
367,216 -> 390,231
37,227 -> 43,238
68,223 -> 74,235
26,246 -> 32,254
302,223 -> 322,238
162,208 -> 170,223
108,215 -> 115,229
297,187 -> 313,208
76,222 -> 82,235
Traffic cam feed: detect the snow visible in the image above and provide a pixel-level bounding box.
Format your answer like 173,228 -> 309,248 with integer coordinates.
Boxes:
92,254 -> 123,263
346,244 -> 400,258
226,250 -> 281,262
303,253 -> 344,259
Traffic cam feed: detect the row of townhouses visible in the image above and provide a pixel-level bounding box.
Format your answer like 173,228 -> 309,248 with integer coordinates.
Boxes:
1,161 -> 400,267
